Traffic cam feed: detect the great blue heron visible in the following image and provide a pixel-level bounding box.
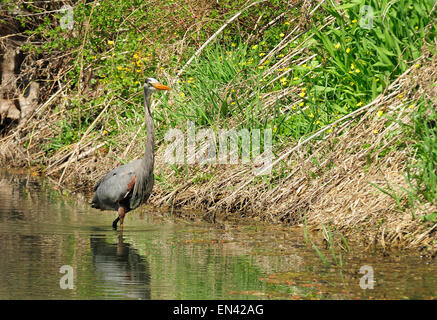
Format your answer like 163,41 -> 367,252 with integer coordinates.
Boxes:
91,78 -> 170,229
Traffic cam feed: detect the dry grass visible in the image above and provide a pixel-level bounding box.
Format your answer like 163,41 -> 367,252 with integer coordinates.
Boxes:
1,49 -> 436,255
148,53 -> 437,255
1,0 -> 436,256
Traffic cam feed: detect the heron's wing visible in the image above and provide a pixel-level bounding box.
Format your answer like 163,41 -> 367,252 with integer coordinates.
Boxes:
93,160 -> 140,191
93,161 -> 140,209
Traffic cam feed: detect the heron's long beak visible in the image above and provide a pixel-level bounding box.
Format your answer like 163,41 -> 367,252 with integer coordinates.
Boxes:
152,82 -> 171,90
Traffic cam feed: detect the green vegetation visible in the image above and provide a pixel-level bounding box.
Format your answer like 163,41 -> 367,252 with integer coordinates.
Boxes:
1,0 -> 437,251
374,98 -> 437,222
406,101 -> 437,212
17,0 -> 435,151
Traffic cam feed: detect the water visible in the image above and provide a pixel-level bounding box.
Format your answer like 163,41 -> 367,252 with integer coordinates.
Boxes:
0,169 -> 435,300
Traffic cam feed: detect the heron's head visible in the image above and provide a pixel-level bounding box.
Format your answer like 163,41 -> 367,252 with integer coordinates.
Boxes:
144,78 -> 171,92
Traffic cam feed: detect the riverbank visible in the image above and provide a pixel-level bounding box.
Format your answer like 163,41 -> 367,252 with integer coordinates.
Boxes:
2,55 -> 437,256
1,0 -> 436,256
2,169 -> 436,299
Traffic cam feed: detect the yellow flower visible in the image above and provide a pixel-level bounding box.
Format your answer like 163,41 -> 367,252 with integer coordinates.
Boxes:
258,65 -> 264,70
398,94 -> 403,98
299,102 -> 305,107
117,66 -> 123,70
293,77 -> 299,81
180,92 -> 185,98
346,48 -> 351,54
231,102 -> 236,105
107,40 -> 114,45
334,42 -> 341,49
231,43 -> 236,47
284,21 -> 290,25
259,53 -> 266,57
280,33 -> 285,37
252,44 -> 258,50
355,69 -> 361,73
302,87 -> 307,91
299,92 -> 306,98
273,125 -> 278,132
279,54 -> 284,58
377,110 -> 383,117
309,113 -> 314,118
409,104 -> 415,109
346,38 -> 351,43
375,78 -> 380,82
350,63 -> 355,70
352,19 -> 357,24
414,64 -> 420,68
357,102 -> 363,107
373,129 -> 379,134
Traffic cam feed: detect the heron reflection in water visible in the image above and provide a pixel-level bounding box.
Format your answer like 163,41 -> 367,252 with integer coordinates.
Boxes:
90,229 -> 151,299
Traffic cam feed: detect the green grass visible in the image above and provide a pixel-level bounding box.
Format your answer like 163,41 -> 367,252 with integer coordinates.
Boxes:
370,98 -> 437,222
155,0 -> 437,154
10,0 -> 437,215
303,213 -> 349,268
404,100 -> 437,221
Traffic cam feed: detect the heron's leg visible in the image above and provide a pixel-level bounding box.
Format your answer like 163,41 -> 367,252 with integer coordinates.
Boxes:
118,206 -> 127,229
112,216 -> 120,230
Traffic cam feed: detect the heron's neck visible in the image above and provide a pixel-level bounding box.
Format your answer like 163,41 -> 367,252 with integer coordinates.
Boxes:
143,88 -> 155,169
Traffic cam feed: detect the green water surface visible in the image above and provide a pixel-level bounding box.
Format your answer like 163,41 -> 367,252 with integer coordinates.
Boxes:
0,170 -> 435,299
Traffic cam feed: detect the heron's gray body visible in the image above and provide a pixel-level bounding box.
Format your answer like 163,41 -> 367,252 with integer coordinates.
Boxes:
91,158 -> 153,212
90,78 -> 166,229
